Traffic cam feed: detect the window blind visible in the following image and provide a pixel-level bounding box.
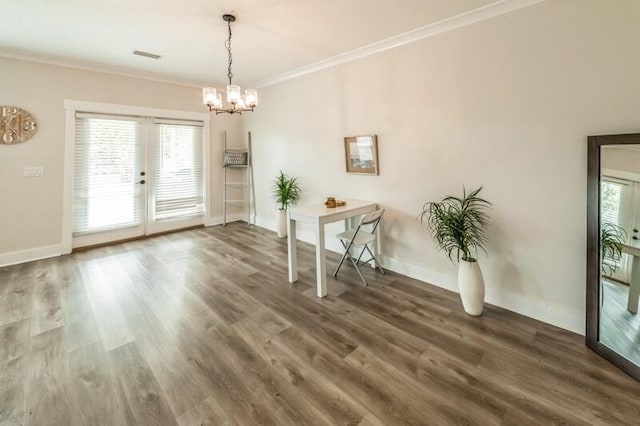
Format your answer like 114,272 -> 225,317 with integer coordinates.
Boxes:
153,121 -> 205,220
601,176 -> 633,232
73,114 -> 144,235
601,176 -> 634,279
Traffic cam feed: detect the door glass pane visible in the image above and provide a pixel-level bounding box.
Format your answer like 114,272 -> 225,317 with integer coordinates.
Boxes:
601,180 -> 623,225
601,178 -> 632,281
73,117 -> 142,234
153,123 -> 204,220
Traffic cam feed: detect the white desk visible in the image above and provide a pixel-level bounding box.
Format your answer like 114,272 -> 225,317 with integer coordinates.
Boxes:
287,199 -> 377,297
622,243 -> 640,314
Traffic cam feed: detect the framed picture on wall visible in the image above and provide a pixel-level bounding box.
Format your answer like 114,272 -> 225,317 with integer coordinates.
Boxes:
344,135 -> 379,175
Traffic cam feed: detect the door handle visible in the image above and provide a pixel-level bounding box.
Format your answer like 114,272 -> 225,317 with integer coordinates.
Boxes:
140,171 -> 146,176
138,180 -> 146,185
633,236 -> 638,240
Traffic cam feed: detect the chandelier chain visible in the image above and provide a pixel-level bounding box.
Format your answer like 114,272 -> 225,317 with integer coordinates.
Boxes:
225,19 -> 233,85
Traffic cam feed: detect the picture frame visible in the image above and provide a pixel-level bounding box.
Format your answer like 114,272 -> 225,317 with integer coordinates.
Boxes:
344,135 -> 379,175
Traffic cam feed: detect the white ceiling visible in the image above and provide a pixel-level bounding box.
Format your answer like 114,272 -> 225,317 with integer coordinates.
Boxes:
0,0 -> 499,87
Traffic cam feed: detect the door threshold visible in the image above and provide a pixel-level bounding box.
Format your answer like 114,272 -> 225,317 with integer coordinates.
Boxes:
72,225 -> 205,252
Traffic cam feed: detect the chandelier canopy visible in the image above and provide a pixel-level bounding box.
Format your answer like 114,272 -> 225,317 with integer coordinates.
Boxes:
203,14 -> 258,115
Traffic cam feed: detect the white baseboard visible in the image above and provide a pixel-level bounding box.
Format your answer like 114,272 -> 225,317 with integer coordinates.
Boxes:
253,215 -> 584,335
379,254 -> 584,335
2,217 -> 584,335
1,214 -> 247,267
254,216 -> 276,232
205,213 -> 251,227
0,244 -> 63,268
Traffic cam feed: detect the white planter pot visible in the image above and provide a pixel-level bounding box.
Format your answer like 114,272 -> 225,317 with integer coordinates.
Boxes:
457,259 -> 485,316
276,209 -> 287,239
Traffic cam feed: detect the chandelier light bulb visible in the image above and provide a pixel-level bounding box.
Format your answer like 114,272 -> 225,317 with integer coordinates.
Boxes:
227,85 -> 241,104
202,87 -> 217,106
245,89 -> 258,107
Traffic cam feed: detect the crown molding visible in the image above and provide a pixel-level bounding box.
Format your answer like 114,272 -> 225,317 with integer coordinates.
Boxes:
0,48 -> 210,89
252,0 -> 546,88
0,0 -> 545,91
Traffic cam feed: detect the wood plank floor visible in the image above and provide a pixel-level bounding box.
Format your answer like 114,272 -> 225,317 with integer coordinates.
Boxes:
601,279 -> 640,366
1,223 -> 640,425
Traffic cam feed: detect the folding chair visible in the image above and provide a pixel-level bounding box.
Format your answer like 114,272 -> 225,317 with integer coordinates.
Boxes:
333,208 -> 385,286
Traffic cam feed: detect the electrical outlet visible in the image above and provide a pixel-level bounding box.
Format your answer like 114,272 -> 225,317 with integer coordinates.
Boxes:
24,166 -> 44,177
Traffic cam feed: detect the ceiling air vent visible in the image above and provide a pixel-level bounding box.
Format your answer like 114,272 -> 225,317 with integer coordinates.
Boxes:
133,50 -> 162,60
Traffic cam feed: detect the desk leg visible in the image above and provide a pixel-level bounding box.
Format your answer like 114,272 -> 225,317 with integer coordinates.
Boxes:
629,256 -> 640,314
288,217 -> 298,283
316,221 -> 327,298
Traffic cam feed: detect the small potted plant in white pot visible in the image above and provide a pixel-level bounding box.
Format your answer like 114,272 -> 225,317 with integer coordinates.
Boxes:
419,186 -> 491,316
273,170 -> 301,238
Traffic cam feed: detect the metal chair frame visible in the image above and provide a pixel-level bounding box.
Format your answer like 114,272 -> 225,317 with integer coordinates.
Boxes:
333,209 -> 385,286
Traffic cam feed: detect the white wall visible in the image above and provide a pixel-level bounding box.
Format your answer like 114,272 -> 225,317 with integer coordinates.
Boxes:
0,57 -> 242,263
602,147 -> 640,176
244,0 -> 640,333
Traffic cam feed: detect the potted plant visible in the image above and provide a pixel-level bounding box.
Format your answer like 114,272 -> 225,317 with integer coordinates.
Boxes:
419,186 -> 491,316
601,222 -> 626,277
272,170 -> 301,238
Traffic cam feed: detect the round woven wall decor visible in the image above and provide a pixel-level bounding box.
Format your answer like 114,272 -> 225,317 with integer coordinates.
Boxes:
1,106 -> 38,144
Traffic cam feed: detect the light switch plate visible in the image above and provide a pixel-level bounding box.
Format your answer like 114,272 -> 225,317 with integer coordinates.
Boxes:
24,166 -> 44,177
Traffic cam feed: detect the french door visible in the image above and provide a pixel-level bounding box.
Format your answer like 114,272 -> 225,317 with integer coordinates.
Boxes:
601,176 -> 639,283
71,112 -> 206,248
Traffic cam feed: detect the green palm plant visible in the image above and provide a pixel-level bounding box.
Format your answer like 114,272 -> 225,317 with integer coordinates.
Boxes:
273,170 -> 301,210
600,222 -> 626,277
419,186 -> 491,262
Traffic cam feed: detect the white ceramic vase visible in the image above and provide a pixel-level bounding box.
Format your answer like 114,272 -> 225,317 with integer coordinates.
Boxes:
276,209 -> 287,239
457,258 -> 485,316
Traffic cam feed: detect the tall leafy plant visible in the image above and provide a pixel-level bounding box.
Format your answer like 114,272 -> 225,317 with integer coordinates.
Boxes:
273,170 -> 301,210
419,186 -> 491,262
601,222 -> 626,276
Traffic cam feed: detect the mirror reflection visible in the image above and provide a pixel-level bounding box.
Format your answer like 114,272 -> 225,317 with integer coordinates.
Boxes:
600,145 -> 640,366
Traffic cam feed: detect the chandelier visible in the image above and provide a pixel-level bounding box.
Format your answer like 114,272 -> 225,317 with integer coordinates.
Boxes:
202,14 -> 258,114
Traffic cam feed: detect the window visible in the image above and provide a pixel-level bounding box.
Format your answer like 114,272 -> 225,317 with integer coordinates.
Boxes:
153,119 -> 205,220
601,177 -> 632,229
601,176 -> 633,280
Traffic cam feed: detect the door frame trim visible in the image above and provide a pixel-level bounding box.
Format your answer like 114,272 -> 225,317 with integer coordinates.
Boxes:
62,99 -> 211,254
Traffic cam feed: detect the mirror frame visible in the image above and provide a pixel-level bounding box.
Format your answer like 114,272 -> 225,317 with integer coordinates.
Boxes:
587,132 -> 640,381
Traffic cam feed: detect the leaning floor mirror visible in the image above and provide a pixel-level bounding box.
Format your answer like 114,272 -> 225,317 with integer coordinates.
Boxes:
587,133 -> 640,381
